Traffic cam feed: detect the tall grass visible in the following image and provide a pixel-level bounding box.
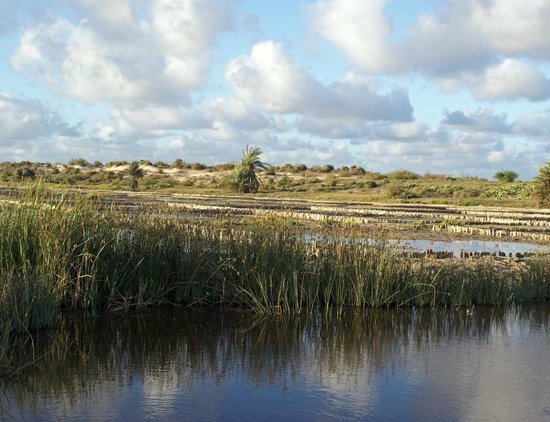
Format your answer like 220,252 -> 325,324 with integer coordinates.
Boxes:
1,186 -> 550,375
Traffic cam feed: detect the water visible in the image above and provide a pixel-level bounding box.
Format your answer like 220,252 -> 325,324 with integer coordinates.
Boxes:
303,234 -> 550,257
390,238 -> 550,257
2,307 -> 550,421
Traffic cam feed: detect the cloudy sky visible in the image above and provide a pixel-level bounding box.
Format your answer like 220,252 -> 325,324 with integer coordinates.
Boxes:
1,0 -> 549,178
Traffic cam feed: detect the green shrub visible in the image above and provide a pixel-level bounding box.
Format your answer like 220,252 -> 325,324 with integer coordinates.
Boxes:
387,170 -> 419,180
535,161 -> 550,207
494,170 -> 519,183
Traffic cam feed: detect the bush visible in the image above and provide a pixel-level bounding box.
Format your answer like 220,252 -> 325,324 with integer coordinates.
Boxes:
68,158 -> 90,167
277,175 -> 292,190
211,163 -> 236,172
535,161 -> 550,207
350,166 -> 366,176
494,170 -> 519,183
190,163 -> 207,170
172,159 -> 185,169
481,183 -> 534,200
16,167 -> 36,180
387,170 -> 419,180
387,183 -> 403,198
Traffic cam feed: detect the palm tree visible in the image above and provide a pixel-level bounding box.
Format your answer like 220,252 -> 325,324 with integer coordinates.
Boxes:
233,145 -> 269,193
127,161 -> 145,190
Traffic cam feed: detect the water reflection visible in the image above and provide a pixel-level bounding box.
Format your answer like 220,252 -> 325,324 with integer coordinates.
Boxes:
2,306 -> 550,421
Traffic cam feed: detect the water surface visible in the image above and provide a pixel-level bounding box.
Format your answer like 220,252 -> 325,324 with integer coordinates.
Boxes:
2,307 -> 550,421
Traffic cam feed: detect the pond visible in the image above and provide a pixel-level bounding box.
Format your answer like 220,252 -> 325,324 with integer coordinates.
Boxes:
2,306 -> 550,421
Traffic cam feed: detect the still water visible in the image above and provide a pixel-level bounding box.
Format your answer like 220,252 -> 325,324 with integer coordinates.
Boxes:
2,307 -> 550,421
302,234 -> 550,258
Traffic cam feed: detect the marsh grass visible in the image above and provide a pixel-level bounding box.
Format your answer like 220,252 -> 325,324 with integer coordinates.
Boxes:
1,185 -> 550,375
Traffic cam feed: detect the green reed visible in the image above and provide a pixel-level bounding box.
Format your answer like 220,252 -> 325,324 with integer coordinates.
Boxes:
1,185 -> 550,373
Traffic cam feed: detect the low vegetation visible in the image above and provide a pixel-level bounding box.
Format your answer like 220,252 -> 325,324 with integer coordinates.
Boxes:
494,170 -> 519,183
1,186 -> 550,377
535,160 -> 550,207
0,157 -> 544,207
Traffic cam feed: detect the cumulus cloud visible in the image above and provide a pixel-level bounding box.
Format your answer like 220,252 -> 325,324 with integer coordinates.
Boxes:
225,41 -> 412,121
0,92 -> 79,142
514,110 -> 550,138
309,0 -> 550,100
369,121 -> 430,141
464,60 -> 550,101
69,0 -> 135,33
309,0 -> 395,73
118,106 -> 210,133
441,108 -> 512,133
362,132 -> 528,177
11,0 -> 233,106
297,117 -> 366,139
203,98 -> 270,132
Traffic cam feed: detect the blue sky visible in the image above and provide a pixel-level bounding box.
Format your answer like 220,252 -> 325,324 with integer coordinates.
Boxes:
1,0 -> 549,178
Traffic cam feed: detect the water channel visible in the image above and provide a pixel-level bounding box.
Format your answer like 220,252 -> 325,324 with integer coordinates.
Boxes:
2,306 -> 550,421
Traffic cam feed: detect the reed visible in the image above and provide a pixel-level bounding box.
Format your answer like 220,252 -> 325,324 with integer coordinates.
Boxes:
1,185 -> 550,375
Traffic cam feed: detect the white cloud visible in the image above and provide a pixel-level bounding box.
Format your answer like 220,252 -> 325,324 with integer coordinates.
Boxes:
441,108 -> 512,133
118,106 -> 210,132
0,93 -> 47,141
514,110 -> 550,138
297,117 -> 366,139
466,60 -> 550,101
11,0 -> 233,106
308,0 -> 395,73
225,41 -> 332,114
362,133 -> 527,177
310,0 -> 550,100
70,0 -> 135,34
0,92 -> 79,142
204,98 -> 270,132
369,121 -> 429,141
225,41 -> 412,121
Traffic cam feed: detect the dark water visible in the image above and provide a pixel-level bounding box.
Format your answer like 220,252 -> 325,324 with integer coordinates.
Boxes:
2,307 -> 550,421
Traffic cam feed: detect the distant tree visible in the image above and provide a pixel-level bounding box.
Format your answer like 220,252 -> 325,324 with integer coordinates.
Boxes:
190,162 -> 207,170
535,161 -> 550,207
494,170 -> 518,183
16,167 -> 35,180
231,145 -> 269,193
68,157 -> 90,167
172,159 -> 184,169
127,161 -> 145,190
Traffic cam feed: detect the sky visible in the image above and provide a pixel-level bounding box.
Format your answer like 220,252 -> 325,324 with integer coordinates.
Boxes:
1,0 -> 550,178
